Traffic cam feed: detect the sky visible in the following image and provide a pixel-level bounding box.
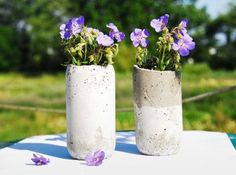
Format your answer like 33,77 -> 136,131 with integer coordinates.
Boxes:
196,0 -> 236,45
196,0 -> 235,18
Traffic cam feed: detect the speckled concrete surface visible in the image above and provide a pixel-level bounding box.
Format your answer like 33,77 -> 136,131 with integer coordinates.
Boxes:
66,65 -> 115,159
133,65 -> 183,155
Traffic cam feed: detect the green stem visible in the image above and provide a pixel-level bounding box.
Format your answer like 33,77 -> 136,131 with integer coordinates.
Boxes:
84,44 -> 87,63
98,46 -> 103,64
67,48 -> 76,65
160,45 -> 166,71
158,46 -> 162,70
145,48 -> 148,58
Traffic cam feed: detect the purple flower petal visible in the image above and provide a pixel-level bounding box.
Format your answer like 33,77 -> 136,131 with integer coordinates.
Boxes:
59,20 -> 72,39
175,18 -> 189,38
143,29 -> 149,37
150,14 -> 169,33
106,23 -> 119,33
85,150 -> 105,166
71,17 -> 84,35
141,38 -> 148,47
65,19 -> 72,29
106,23 -> 125,42
134,28 -> 142,34
163,14 -> 169,24
94,150 -> 105,160
109,31 -> 115,39
60,24 -> 65,30
183,33 -> 193,42
150,19 -> 161,32
130,28 -> 149,47
76,16 -> 85,26
115,32 -> 125,42
59,16 -> 85,39
96,33 -> 114,46
172,42 -> 180,51
179,47 -> 189,56
31,154 -> 50,166
186,41 -> 195,50
180,28 -> 187,36
64,31 -> 72,39
132,40 -> 139,47
172,32 -> 195,56
60,31 -> 65,39
180,19 -> 188,28
130,32 -> 136,41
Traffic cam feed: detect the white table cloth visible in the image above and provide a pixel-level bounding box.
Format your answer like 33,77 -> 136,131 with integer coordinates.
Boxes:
0,131 -> 236,175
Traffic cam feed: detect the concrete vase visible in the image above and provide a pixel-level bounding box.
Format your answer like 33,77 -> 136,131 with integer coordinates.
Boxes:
66,64 -> 115,159
133,65 -> 183,155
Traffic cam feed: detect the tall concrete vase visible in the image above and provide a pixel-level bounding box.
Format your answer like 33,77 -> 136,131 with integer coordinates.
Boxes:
133,65 -> 183,155
66,64 -> 115,159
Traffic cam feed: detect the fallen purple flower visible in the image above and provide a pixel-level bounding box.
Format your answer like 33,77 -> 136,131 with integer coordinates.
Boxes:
130,28 -> 149,47
172,33 -> 195,56
31,154 -> 50,166
150,14 -> 169,33
96,32 -> 114,46
85,150 -> 105,166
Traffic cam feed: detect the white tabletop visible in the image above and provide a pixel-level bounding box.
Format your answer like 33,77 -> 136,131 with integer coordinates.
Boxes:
0,131 -> 236,175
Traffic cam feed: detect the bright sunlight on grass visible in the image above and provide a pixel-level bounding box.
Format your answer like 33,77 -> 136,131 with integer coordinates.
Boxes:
0,63 -> 236,141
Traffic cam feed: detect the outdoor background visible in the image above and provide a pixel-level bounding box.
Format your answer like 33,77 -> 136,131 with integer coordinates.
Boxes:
0,0 -> 236,141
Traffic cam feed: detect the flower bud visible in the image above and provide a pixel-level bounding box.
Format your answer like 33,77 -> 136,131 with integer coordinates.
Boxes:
70,47 -> 76,53
88,54 -> 95,62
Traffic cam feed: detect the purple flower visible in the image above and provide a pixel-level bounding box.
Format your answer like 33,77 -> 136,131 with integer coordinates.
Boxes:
178,19 -> 188,35
85,150 -> 105,166
179,19 -> 188,28
150,14 -> 169,33
172,33 -> 195,56
31,154 -> 50,166
96,32 -> 114,46
71,16 -> 85,35
130,28 -> 149,47
60,20 -> 72,39
106,23 -> 125,42
60,16 -> 85,39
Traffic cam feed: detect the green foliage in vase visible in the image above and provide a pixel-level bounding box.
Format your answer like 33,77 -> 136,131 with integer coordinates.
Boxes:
60,16 -> 125,66
130,14 -> 195,71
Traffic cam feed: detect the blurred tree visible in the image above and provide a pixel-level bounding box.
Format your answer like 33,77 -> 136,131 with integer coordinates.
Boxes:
0,0 -> 209,72
0,0 -> 68,72
205,3 -> 236,70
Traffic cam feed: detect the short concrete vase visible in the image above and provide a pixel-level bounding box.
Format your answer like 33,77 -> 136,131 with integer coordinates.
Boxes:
133,65 -> 183,155
66,64 -> 115,159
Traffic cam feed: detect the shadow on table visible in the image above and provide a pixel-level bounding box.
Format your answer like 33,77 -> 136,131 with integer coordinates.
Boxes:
42,132 -> 141,155
115,142 -> 140,155
45,134 -> 66,142
10,143 -> 71,160
115,133 -> 141,155
10,132 -> 141,158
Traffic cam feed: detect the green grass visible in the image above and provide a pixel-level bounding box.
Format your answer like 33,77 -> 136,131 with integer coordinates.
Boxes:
0,63 -> 236,141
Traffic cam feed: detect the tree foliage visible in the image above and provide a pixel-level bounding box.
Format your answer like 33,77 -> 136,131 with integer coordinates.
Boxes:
0,0 -> 214,72
205,4 -> 236,70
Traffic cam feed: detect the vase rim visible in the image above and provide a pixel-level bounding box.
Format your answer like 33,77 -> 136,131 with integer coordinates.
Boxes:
67,64 -> 113,68
133,65 -> 180,73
